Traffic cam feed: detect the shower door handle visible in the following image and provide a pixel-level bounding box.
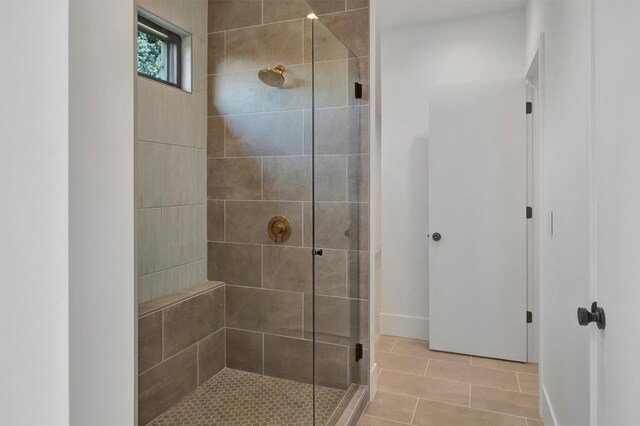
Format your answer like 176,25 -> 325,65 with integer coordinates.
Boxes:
312,249 -> 323,256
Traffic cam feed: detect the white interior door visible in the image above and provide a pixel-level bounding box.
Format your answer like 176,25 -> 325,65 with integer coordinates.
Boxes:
593,1 -> 640,424
429,79 -> 527,362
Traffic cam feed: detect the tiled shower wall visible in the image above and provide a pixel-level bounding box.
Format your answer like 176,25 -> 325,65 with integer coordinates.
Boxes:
136,0 -> 208,303
206,0 -> 370,389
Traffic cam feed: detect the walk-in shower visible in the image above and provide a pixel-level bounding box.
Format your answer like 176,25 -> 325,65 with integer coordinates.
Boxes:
136,0 -> 370,424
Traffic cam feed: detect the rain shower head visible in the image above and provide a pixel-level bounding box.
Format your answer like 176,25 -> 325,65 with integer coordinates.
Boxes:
258,65 -> 285,88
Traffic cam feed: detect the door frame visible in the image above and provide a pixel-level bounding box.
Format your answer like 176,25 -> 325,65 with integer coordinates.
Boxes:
525,32 -> 546,420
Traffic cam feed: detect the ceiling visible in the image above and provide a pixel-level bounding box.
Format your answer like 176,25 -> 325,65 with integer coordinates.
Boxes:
377,0 -> 527,29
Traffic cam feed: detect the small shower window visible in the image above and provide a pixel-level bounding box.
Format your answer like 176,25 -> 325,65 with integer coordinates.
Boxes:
137,14 -> 182,88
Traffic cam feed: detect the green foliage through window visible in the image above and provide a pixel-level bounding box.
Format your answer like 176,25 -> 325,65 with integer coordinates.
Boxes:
137,30 -> 166,80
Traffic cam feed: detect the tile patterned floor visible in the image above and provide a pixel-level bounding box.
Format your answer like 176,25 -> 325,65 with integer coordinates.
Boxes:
359,335 -> 544,426
148,368 -> 345,425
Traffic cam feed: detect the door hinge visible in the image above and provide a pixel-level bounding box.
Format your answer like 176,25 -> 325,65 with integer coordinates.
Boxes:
354,82 -> 363,100
526,102 -> 533,114
355,343 -> 363,362
526,206 -> 533,219
527,311 -> 533,324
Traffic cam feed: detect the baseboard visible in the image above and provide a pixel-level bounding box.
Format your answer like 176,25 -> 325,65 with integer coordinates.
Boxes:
541,384 -> 559,426
380,313 -> 429,340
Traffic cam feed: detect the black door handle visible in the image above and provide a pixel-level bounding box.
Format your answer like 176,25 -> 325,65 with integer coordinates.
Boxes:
577,302 -> 606,330
432,233 -> 442,242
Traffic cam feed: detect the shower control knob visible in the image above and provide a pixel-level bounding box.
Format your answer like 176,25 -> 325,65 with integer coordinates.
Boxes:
268,216 -> 292,243
432,233 -> 442,242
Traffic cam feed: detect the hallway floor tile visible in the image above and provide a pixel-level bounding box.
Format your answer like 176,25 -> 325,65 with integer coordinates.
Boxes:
360,336 -> 543,426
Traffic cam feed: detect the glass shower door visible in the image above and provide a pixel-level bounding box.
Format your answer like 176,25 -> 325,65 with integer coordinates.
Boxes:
311,17 -> 370,425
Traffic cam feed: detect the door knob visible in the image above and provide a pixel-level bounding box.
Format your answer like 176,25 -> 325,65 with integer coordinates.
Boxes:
577,302 -> 606,330
432,233 -> 442,242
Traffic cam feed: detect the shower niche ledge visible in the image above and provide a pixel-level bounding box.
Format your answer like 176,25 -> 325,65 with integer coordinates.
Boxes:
138,280 -> 224,317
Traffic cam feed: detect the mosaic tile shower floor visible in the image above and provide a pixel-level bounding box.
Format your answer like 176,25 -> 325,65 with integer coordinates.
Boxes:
148,368 -> 346,426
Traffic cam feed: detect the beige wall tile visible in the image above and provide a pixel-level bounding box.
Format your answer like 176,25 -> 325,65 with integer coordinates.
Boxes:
305,295 -> 369,347
226,20 -> 304,73
306,0 -> 346,15
364,391 -> 417,424
192,35 -> 208,94
138,311 -> 163,372
413,399 -> 527,426
263,156 -> 312,200
207,157 -> 262,200
197,328 -> 225,384
195,151 -> 207,205
207,200 -> 225,241
139,208 -> 163,275
348,250 -> 369,299
207,242 -> 262,286
139,142 -> 164,208
347,0 -> 369,10
262,63 -> 312,112
263,246 -> 347,295
208,0 -> 262,33
377,370 -> 470,407
226,328 -> 263,374
305,107 -> 366,155
263,0 -> 311,23
315,60 -> 349,107
426,360 -> 519,391
263,334 -> 348,389
471,385 -> 540,419
318,8 -> 369,58
317,342 -> 349,389
377,351 -> 427,376
207,116 -> 225,158
138,345 -> 198,426
226,111 -> 304,157
348,154 -> 369,202
304,19 -> 351,63
517,373 -> 538,395
263,334 -> 313,384
208,32 -> 225,75
471,357 -> 539,374
316,155 -> 348,201
226,201 -> 303,245
226,286 -> 303,337
305,202 -> 369,250
163,287 -> 225,357
208,71 -> 262,116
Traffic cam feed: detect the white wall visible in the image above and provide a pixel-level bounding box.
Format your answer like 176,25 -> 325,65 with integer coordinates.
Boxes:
380,10 -> 525,339
525,1 -> 593,425
0,1 -> 70,424
69,0 -> 136,424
